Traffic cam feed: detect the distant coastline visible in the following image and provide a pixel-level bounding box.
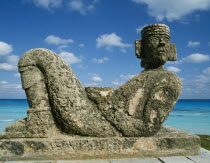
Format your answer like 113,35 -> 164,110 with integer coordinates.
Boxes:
0,99 -> 210,135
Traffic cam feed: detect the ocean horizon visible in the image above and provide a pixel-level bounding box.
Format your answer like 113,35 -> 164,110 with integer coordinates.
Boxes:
0,99 -> 210,135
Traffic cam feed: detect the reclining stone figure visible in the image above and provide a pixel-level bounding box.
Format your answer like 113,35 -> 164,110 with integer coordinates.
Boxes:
0,24 -> 182,138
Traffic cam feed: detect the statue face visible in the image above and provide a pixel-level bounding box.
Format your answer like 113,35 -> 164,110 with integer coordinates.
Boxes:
142,34 -> 170,68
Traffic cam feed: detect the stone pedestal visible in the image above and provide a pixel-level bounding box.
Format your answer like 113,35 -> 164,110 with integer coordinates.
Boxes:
0,127 -> 200,161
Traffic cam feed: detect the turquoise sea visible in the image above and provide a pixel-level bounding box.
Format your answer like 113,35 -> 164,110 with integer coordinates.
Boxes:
0,99 -> 210,135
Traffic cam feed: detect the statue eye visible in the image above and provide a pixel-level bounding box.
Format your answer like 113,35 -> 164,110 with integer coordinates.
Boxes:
164,39 -> 169,43
163,36 -> 170,43
148,38 -> 159,44
151,37 -> 159,41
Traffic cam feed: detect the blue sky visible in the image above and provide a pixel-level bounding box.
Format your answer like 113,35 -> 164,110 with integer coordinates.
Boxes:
0,0 -> 210,99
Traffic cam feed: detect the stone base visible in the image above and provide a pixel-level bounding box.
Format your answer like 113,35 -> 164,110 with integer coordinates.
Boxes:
0,127 -> 200,161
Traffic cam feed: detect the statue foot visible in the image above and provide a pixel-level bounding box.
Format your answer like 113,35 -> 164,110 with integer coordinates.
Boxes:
0,107 -> 60,139
0,118 -> 28,139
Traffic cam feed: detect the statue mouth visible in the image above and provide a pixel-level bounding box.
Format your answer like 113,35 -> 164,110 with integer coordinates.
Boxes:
158,50 -> 165,52
158,50 -> 166,55
158,47 -> 166,53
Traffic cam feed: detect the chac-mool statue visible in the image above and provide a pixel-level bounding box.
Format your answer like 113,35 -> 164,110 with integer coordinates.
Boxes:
0,24 -> 202,161
0,24 -> 182,138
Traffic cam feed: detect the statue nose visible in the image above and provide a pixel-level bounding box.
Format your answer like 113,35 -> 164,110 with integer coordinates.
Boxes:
159,38 -> 165,46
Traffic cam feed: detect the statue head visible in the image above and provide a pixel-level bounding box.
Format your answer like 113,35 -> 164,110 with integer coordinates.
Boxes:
135,24 -> 177,69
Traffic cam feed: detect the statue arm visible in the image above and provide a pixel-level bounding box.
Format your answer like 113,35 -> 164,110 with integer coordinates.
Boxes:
99,106 -> 145,137
99,73 -> 182,137
19,66 -> 50,109
142,76 -> 182,135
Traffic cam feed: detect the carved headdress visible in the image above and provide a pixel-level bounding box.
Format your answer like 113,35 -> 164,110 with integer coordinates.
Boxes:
141,24 -> 170,39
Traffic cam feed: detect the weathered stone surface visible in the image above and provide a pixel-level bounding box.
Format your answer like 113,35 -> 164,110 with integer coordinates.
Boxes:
0,107 -> 59,138
0,42 -> 181,138
85,87 -> 114,104
100,69 -> 181,137
9,48 -> 119,138
0,24 -> 200,160
0,127 -> 200,161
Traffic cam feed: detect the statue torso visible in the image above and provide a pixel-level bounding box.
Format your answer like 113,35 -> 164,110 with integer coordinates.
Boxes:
110,69 -> 182,118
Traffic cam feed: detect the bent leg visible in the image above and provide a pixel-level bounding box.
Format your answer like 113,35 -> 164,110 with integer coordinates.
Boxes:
18,48 -> 119,137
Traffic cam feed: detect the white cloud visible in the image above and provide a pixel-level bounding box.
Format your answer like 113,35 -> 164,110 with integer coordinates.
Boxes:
79,44 -> 85,47
59,51 -> 81,65
0,63 -> 17,71
92,57 -> 109,63
131,0 -> 210,21
120,74 -> 136,80
171,53 -> 210,64
0,81 -> 25,98
14,73 -> 21,77
0,42 -> 13,55
136,27 -> 142,34
203,67 -> 210,75
69,0 -> 98,15
57,45 -> 68,50
194,73 -> 210,91
88,73 -> 103,82
183,53 -> 210,63
96,33 -> 131,51
45,35 -> 74,45
197,74 -> 210,83
180,68 -> 210,99
14,85 -> 22,89
0,81 -> 8,84
166,66 -> 181,73
84,82 -> 98,87
111,74 -> 136,87
136,24 -> 148,33
120,48 -> 127,53
197,69 -> 210,82
77,65 -> 87,69
111,80 -> 124,86
187,41 -> 200,47
0,55 -> 19,71
0,80 -> 21,89
111,81 -> 122,86
1,83 -> 22,89
91,76 -> 103,82
6,55 -> 19,65
31,0 -> 62,9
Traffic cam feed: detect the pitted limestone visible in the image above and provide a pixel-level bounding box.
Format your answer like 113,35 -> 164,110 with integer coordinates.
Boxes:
0,24 -> 200,160
0,128 -> 200,161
